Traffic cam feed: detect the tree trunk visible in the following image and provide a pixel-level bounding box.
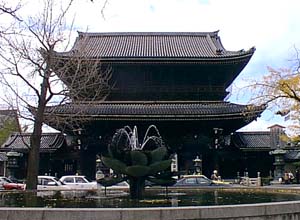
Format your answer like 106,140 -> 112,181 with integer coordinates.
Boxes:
26,134 -> 40,189
129,177 -> 145,200
26,68 -> 49,190
26,112 -> 43,190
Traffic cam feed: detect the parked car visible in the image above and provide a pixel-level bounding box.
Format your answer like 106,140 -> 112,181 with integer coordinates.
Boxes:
173,175 -> 229,187
0,176 -> 13,189
59,175 -> 98,190
2,177 -> 25,190
37,175 -> 71,191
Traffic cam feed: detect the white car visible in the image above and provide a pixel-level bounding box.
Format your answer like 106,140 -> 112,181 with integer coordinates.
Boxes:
37,175 -> 71,191
59,175 -> 98,190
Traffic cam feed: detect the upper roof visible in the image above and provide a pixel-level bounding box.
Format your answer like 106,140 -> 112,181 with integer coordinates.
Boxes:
0,133 -> 65,153
56,31 -> 255,62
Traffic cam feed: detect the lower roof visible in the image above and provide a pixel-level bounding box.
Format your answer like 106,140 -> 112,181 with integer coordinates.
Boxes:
0,133 -> 65,153
44,101 -> 265,122
232,132 -> 271,151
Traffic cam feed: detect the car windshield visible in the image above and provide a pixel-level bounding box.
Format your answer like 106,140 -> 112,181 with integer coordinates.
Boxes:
197,177 -> 210,184
55,178 -> 66,185
185,178 -> 197,184
84,176 -> 93,182
2,178 -> 13,183
38,177 -> 65,185
52,177 -> 59,181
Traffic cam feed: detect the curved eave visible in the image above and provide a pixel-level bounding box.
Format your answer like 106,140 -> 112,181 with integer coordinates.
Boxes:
44,110 -> 263,121
0,132 -> 65,153
43,102 -> 265,122
43,112 -> 261,123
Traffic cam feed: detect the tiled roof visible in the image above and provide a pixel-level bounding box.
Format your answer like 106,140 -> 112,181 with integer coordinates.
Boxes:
0,133 -> 65,153
232,131 -> 271,150
285,151 -> 300,161
56,32 -> 255,62
232,132 -> 300,160
44,101 -> 265,121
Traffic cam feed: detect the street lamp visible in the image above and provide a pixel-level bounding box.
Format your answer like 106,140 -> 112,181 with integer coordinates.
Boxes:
72,128 -> 83,150
193,156 -> 202,175
95,157 -> 104,181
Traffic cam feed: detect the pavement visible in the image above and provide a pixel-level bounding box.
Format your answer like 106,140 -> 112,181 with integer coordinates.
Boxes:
264,183 -> 300,189
223,178 -> 300,190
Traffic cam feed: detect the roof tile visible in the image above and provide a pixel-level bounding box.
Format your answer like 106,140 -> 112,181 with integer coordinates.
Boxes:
58,32 -> 255,60
0,133 -> 65,153
44,101 -> 265,121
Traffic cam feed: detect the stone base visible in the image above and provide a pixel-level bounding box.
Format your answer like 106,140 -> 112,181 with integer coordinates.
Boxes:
2,201 -> 300,220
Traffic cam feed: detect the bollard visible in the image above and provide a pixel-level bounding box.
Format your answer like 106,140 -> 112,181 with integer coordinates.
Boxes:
257,177 -> 262,186
257,172 -> 261,186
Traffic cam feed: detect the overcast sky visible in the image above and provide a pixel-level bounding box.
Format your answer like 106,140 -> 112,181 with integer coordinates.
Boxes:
5,0 -> 300,132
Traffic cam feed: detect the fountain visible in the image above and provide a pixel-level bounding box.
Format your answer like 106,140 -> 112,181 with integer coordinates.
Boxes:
99,125 -> 175,199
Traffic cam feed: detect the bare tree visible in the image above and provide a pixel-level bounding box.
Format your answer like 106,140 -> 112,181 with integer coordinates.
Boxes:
0,0 -> 111,189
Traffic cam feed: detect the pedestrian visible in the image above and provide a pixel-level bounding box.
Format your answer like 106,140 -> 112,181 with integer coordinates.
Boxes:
288,171 -> 295,184
211,170 -> 221,181
283,171 -> 289,184
296,169 -> 300,184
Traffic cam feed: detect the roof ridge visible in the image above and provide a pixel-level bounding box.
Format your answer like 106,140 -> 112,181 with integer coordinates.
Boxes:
10,132 -> 63,136
77,31 -> 220,37
68,100 -> 229,105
